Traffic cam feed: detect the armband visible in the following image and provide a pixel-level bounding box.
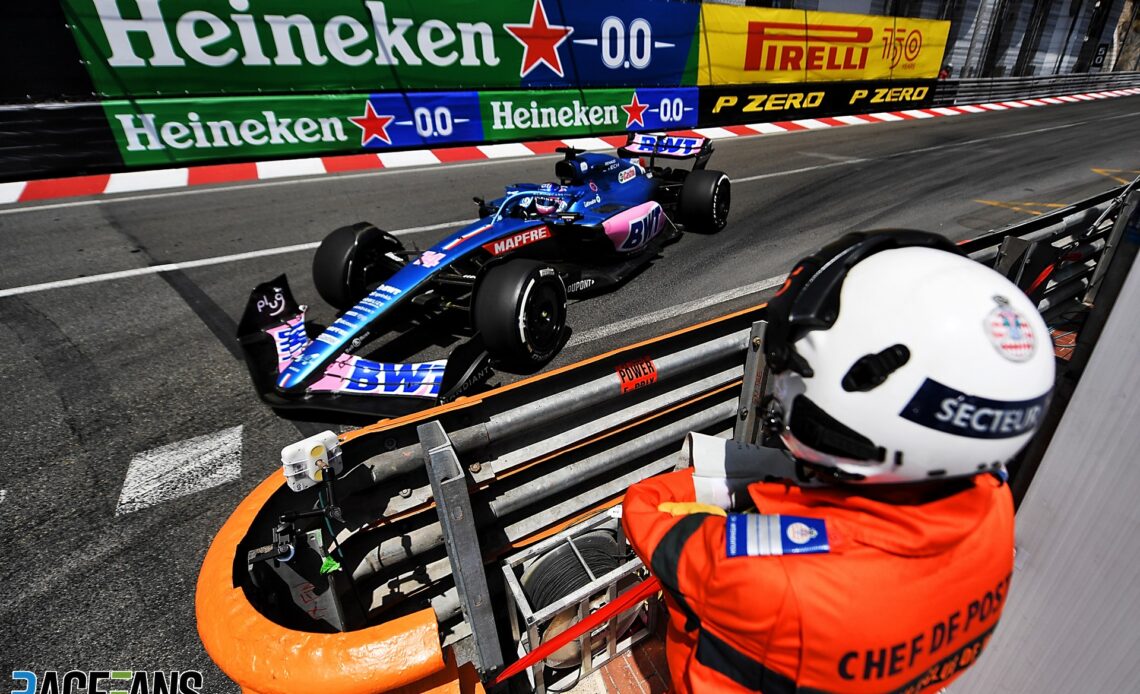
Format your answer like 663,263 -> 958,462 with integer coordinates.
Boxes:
726,514 -> 829,558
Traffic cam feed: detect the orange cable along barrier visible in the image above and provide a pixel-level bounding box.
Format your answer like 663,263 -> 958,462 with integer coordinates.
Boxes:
198,178 -> 1139,692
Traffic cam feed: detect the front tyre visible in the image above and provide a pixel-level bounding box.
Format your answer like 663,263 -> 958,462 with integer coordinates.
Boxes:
474,261 -> 567,370
312,222 -> 404,310
679,169 -> 731,233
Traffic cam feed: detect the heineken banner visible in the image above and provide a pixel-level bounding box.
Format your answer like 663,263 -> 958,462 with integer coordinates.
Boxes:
698,4 -> 950,85
700,80 -> 936,126
480,88 -> 696,141
62,0 -> 701,97
103,87 -> 697,166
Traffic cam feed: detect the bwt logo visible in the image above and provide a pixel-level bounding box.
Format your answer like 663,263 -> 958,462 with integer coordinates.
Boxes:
744,22 -> 872,72
10,670 -> 202,694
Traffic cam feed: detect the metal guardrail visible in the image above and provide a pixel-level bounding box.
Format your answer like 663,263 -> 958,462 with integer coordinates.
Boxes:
245,179 -> 1138,670
935,71 -> 1140,105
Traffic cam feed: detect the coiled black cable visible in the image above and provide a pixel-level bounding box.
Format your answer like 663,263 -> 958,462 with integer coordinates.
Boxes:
524,531 -> 624,611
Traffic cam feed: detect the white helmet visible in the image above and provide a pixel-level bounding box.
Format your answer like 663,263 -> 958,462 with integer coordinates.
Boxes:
762,231 -> 1054,484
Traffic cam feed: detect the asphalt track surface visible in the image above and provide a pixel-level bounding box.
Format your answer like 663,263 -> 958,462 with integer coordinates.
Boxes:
1,95 -> 1137,689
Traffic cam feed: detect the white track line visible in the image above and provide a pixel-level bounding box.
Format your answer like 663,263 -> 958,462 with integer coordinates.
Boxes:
4,87 -> 1137,212
692,126 -> 738,139
116,425 -> 242,516
3,110 -> 1135,299
0,219 -> 474,298
0,182 -> 27,204
561,137 -> 613,150
477,142 -> 536,158
379,150 -> 441,167
746,122 -> 789,134
568,274 -> 788,346
104,168 -> 190,194
256,158 -> 327,179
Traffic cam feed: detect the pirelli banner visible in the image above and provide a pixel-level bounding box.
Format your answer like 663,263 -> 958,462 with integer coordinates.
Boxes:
698,4 -> 950,85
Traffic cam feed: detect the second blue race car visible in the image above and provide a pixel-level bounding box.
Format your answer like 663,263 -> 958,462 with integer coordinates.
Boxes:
237,132 -> 731,422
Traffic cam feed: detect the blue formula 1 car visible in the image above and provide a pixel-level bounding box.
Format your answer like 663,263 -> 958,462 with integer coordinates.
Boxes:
238,133 -> 731,421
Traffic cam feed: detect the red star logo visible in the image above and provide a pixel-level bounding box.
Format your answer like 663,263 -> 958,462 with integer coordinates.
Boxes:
349,101 -> 394,146
504,0 -> 573,78
622,93 -> 649,128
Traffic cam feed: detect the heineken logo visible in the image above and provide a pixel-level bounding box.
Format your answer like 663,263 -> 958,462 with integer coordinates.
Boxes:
489,99 -> 621,132
113,110 -> 349,151
90,0 -> 581,78
621,93 -> 648,127
349,102 -> 394,146
504,0 -> 573,78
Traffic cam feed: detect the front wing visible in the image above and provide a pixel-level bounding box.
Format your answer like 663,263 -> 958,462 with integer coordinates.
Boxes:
237,276 -> 490,422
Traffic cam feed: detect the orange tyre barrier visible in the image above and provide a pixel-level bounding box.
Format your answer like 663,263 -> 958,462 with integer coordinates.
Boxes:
196,472 -> 447,694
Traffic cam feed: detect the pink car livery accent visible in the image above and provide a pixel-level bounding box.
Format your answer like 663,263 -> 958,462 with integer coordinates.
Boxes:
263,309 -> 444,398
442,222 -> 493,251
602,201 -> 666,253
265,313 -> 310,371
307,354 -> 446,398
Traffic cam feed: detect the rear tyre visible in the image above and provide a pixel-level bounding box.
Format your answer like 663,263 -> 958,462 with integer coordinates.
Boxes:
473,260 -> 567,369
679,169 -> 731,233
312,222 -> 405,310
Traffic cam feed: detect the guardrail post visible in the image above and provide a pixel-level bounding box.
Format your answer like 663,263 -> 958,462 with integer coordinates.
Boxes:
1084,185 -> 1140,306
734,321 -> 769,446
419,420 -> 504,677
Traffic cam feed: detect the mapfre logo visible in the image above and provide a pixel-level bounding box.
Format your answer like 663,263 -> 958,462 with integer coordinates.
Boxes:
483,226 -> 551,256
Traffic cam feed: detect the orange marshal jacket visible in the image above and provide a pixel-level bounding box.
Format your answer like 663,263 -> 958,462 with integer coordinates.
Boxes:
622,469 -> 1014,693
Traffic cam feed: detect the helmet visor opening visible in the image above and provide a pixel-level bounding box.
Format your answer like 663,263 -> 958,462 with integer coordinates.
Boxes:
789,395 -> 886,463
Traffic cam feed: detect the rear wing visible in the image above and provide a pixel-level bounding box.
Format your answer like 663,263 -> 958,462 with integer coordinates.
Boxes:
619,132 -> 713,169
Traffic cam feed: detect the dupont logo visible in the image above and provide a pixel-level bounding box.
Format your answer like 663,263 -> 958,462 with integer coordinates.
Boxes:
745,22 -> 873,72
483,226 -> 551,256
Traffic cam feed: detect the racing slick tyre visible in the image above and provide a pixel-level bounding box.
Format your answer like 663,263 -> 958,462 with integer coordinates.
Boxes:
474,260 -> 567,370
313,222 -> 405,310
679,169 -> 731,233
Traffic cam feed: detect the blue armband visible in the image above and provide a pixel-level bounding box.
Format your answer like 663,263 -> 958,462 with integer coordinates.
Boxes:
726,514 -> 830,558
